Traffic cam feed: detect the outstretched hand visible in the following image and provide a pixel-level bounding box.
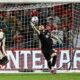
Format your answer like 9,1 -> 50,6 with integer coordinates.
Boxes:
30,22 -> 35,27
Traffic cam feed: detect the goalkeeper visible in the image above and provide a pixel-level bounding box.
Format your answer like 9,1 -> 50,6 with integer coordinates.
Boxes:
0,28 -> 9,66
30,18 -> 60,73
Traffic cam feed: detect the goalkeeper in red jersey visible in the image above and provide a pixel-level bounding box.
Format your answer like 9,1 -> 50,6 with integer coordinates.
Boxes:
0,28 -> 9,67
30,18 -> 59,73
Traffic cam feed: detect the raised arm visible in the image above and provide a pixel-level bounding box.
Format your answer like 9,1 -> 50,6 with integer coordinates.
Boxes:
31,22 -> 40,34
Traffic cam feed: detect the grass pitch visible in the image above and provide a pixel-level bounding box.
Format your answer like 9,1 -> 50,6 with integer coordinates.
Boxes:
0,73 -> 80,80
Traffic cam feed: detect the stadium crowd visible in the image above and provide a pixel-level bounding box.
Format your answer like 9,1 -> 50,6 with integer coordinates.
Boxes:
0,3 -> 73,49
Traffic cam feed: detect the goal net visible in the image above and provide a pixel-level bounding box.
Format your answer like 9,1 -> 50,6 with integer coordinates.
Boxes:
0,3 -> 80,73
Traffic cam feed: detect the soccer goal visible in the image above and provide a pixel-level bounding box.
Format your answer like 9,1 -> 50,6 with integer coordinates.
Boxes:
0,3 -> 80,73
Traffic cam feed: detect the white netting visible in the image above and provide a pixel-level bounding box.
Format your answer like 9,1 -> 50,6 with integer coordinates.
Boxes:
1,3 -> 80,71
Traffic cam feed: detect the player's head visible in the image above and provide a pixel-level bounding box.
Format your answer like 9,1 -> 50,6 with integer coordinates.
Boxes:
38,25 -> 45,31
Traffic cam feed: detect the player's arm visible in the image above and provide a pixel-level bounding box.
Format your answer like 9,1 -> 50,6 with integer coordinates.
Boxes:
0,31 -> 6,54
51,33 -> 58,40
31,22 -> 40,34
51,33 -> 62,44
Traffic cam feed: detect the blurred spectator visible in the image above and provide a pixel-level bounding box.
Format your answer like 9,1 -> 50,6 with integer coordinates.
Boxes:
4,11 -> 25,48
46,16 -> 57,31
14,31 -> 24,48
31,9 -> 38,17
48,8 -> 61,29
0,13 -> 11,48
11,17 -> 24,48
61,14 -> 71,48
3,12 -> 15,48
46,15 -> 63,48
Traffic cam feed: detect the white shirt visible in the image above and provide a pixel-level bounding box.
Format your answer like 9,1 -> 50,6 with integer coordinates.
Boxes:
0,31 -> 6,59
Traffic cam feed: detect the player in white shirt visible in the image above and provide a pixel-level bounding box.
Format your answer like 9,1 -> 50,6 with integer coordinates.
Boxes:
0,29 -> 8,66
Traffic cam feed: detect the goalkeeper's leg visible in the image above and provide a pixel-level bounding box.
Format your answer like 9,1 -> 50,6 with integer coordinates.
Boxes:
50,50 -> 57,73
46,53 -> 57,73
47,60 -> 52,69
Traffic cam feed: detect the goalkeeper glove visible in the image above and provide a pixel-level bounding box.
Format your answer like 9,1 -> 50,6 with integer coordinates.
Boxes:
31,22 -> 35,27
